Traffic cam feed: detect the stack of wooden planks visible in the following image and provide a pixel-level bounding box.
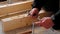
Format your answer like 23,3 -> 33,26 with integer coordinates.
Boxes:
0,0 -> 33,33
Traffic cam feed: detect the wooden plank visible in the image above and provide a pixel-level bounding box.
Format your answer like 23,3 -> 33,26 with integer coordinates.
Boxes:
5,26 -> 32,34
1,13 -> 38,32
0,1 -> 32,17
0,10 -> 30,19
5,26 -> 46,34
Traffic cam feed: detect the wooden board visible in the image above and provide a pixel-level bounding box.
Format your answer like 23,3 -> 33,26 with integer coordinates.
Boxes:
0,1 -> 32,17
5,25 -> 46,34
5,26 -> 32,34
1,13 -> 38,32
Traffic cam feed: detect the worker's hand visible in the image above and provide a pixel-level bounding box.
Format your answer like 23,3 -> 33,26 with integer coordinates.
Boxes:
29,8 -> 39,18
35,17 -> 54,29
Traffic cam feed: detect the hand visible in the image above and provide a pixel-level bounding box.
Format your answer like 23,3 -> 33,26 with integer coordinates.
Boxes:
29,8 -> 39,18
35,17 -> 54,29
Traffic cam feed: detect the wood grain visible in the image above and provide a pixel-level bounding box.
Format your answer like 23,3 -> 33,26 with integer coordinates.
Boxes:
1,13 -> 38,32
0,1 -> 32,17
